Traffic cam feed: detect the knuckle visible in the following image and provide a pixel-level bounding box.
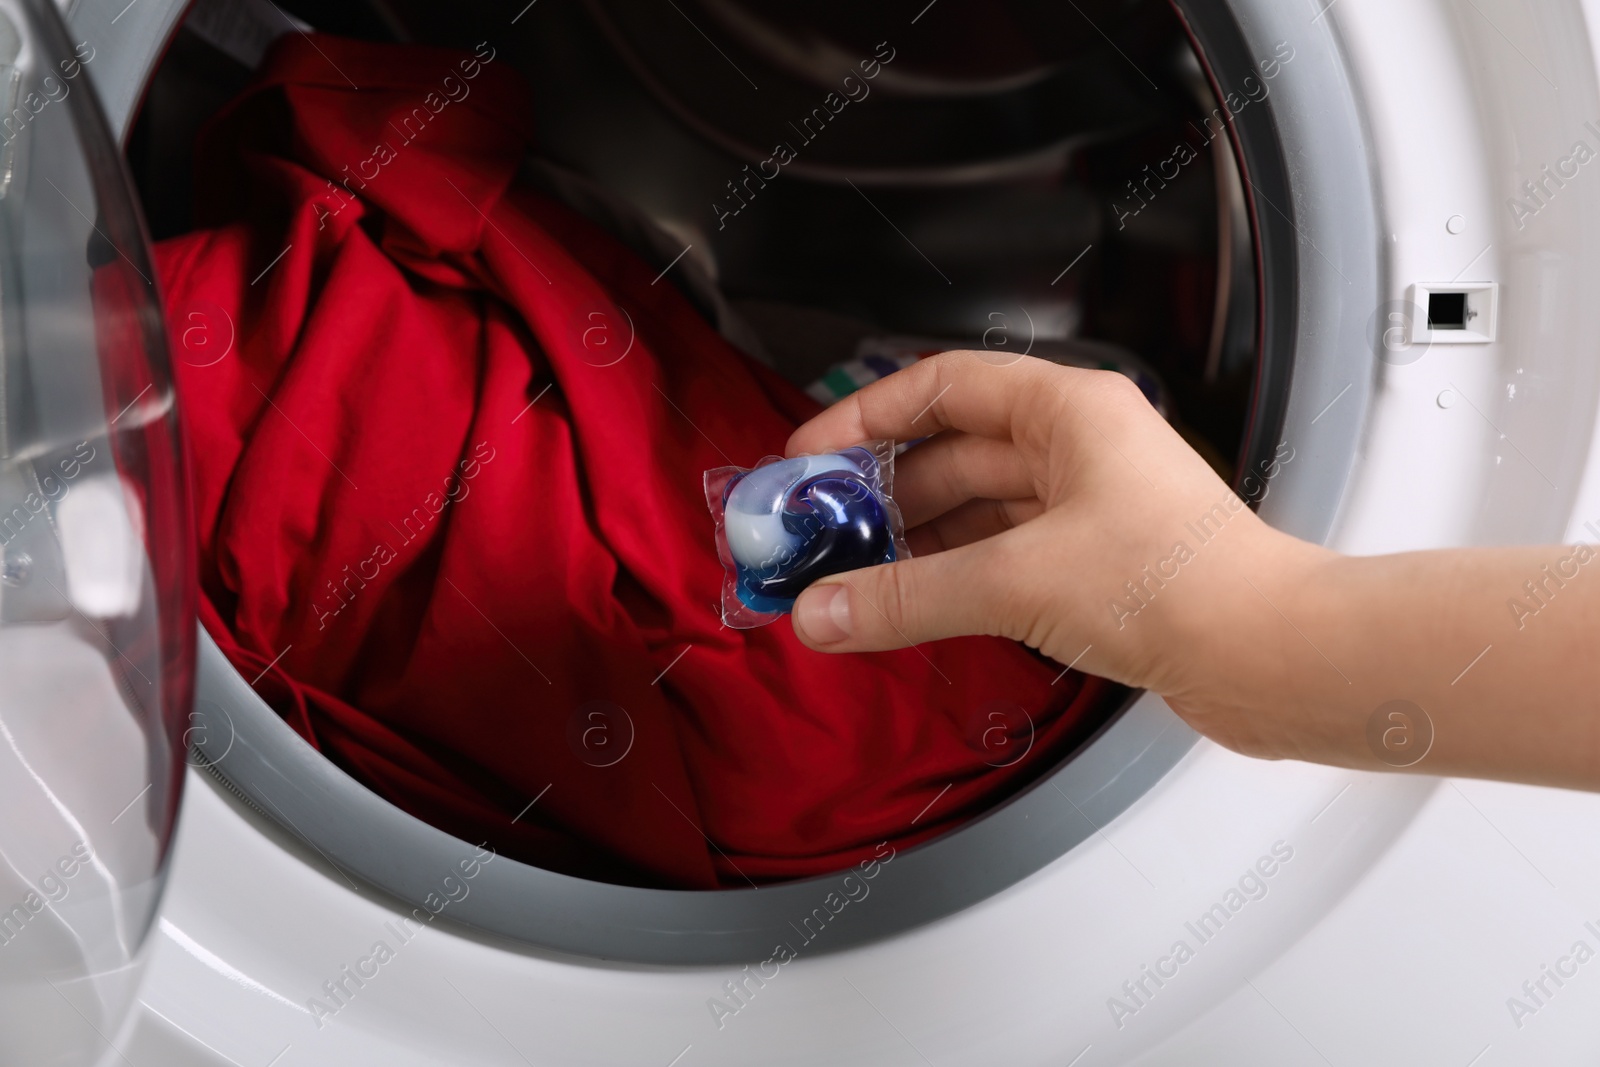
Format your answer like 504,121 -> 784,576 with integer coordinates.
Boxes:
1037,369 -> 1149,447
1087,368 -> 1144,407
938,439 -> 969,494
906,356 -> 953,428
877,563 -> 921,639
973,537 -> 1032,640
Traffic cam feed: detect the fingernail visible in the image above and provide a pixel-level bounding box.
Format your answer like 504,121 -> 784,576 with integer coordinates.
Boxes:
796,584 -> 851,644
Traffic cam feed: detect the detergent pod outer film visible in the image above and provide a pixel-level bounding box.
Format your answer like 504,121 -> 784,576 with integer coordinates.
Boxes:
704,441 -> 909,629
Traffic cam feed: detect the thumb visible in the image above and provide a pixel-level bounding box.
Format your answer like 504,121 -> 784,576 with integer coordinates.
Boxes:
790,544 -> 1012,652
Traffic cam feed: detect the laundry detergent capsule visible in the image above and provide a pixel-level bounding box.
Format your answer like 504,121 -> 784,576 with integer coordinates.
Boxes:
704,442 -> 908,627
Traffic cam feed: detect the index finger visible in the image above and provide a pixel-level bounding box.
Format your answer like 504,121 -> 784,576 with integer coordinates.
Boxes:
785,351 -> 1064,457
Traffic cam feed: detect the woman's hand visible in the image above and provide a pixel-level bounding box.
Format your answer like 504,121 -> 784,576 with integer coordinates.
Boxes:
787,351 -> 1324,731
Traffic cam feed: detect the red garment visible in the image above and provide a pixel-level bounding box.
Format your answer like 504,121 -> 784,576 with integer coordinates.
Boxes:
157,34 -> 1118,888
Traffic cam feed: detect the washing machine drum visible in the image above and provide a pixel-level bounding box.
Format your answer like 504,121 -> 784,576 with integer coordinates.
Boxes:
7,0 -> 1382,987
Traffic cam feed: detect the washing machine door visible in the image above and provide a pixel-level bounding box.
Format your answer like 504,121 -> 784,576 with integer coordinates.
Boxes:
0,0 -> 194,1062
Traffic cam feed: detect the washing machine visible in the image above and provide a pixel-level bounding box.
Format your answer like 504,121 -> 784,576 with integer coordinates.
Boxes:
4,0 -> 1600,1062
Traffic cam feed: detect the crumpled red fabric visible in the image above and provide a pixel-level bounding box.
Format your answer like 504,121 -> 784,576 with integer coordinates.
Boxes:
155,33 -> 1119,888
